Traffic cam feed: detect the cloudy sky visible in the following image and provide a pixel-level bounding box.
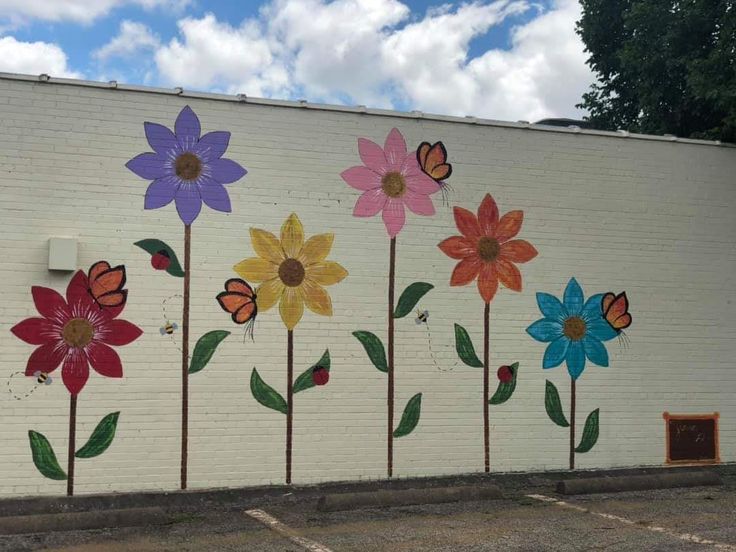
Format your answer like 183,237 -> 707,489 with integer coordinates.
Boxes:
0,0 -> 594,122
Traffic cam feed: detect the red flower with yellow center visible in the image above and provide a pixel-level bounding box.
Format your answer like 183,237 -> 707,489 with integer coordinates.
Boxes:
438,194 -> 537,303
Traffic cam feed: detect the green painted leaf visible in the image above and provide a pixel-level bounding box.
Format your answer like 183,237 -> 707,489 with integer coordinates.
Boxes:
393,393 -> 422,438
454,324 -> 483,368
250,368 -> 287,414
353,331 -> 388,373
489,363 -> 519,405
28,431 -> 66,480
134,239 -> 185,277
189,330 -> 230,374
76,412 -> 120,459
575,409 -> 600,453
393,282 -> 434,318
545,380 -> 569,428
293,350 -> 330,394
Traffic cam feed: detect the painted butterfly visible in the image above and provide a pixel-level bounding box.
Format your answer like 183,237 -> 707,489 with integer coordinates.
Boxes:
417,141 -> 453,205
216,278 -> 257,339
602,291 -> 632,348
87,261 -> 127,309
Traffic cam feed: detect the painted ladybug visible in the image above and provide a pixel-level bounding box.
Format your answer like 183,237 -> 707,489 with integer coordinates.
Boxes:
151,249 -> 171,271
497,365 -> 514,384
312,366 -> 329,386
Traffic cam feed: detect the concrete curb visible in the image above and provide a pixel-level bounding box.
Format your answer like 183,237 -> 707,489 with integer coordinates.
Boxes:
316,484 -> 503,512
0,507 -> 170,535
556,470 -> 722,495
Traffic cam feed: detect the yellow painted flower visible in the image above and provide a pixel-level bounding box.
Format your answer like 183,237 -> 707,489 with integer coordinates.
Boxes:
234,213 -> 348,330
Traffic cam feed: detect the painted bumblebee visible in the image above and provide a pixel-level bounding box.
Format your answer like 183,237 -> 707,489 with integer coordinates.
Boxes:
33,371 -> 53,386
160,321 -> 178,335
415,309 -> 429,325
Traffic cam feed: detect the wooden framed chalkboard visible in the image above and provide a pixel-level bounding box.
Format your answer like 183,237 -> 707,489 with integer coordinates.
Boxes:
663,412 -> 719,464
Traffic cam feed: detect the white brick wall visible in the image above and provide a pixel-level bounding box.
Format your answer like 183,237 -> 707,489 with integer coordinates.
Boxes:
0,75 -> 734,498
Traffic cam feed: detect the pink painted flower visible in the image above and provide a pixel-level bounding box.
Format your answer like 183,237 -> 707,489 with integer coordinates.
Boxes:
341,128 -> 440,237
10,271 -> 142,396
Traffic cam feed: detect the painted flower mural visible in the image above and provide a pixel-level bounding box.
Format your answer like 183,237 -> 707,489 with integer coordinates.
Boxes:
10,264 -> 142,495
439,193 -> 537,472
342,128 -> 438,478
234,213 -> 347,484
126,105 -> 245,489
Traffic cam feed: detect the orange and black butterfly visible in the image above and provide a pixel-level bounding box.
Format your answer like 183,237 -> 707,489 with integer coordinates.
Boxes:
87,261 -> 127,309
216,278 -> 257,340
417,141 -> 452,205
602,292 -> 632,348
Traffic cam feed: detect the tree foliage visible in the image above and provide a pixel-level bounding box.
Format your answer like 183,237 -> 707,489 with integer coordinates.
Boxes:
576,0 -> 736,142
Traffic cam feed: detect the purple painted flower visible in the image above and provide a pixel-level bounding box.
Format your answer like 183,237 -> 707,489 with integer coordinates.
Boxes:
126,106 -> 247,225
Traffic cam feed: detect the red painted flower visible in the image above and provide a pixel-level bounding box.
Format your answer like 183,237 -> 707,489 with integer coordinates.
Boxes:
10,271 -> 142,396
438,194 -> 537,303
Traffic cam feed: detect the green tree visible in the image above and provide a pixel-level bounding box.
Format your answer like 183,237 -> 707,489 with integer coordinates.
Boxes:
576,0 -> 736,142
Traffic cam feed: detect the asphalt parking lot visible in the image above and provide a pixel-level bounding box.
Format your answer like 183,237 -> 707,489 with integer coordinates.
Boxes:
2,473 -> 735,551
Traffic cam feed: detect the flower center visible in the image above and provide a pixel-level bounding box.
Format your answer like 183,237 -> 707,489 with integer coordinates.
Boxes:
563,317 -> 586,341
381,172 -> 406,198
62,318 -> 94,348
279,258 -> 305,287
175,152 -> 202,181
477,237 -> 500,262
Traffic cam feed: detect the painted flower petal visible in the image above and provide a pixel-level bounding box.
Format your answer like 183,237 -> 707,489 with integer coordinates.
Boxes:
195,130 -> 230,162
25,342 -> 66,375
234,257 -> 278,283
208,158 -> 247,184
144,122 -> 179,155
100,319 -> 143,346
87,342 -> 123,378
61,349 -> 89,396
587,317 -> 618,342
438,236 -> 476,260
11,318 -> 55,345
279,286 -> 304,330
382,198 -> 406,238
566,340 -> 586,379
403,189 -> 435,216
453,206 -> 481,238
175,105 -> 201,149
563,277 -> 584,315
543,336 -> 569,369
495,210 -> 523,242
200,178 -> 232,213
450,257 -> 481,286
526,319 -> 563,343
306,261 -> 348,286
341,166 -> 383,191
144,175 -> 179,210
250,228 -> 285,264
358,138 -> 387,173
175,184 -> 203,225
126,152 -> 169,180
301,278 -> 332,316
354,188 -> 387,217
32,286 -> 67,320
583,335 -> 609,367
255,277 -> 284,312
66,270 -> 92,309
299,233 -> 334,265
402,156 -> 441,194
536,292 -> 567,321
478,262 -> 499,303
478,194 -> 499,236
581,293 -> 605,321
496,258 -> 522,292
500,239 -> 538,263
383,128 -> 407,166
281,213 -> 304,258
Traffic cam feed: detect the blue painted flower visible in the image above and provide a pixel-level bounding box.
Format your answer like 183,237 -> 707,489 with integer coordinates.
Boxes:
526,277 -> 617,380
126,105 -> 247,226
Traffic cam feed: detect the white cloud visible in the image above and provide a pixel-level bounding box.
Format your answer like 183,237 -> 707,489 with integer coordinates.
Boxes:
0,36 -> 81,78
0,0 -> 191,25
93,20 -> 160,61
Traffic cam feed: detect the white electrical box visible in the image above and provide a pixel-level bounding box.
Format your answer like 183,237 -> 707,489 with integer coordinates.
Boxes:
48,237 -> 77,271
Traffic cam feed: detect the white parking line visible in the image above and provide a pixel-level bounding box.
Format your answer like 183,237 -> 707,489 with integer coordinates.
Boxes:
527,494 -> 736,551
245,508 -> 334,552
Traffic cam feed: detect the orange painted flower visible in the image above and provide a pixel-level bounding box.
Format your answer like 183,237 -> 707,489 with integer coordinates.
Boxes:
438,194 -> 537,303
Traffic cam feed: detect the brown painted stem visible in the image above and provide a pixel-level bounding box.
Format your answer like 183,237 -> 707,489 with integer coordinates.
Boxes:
67,394 -> 77,496
483,302 -> 490,473
387,237 -> 396,479
570,377 -> 576,470
181,224 -> 191,490
286,329 -> 294,484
